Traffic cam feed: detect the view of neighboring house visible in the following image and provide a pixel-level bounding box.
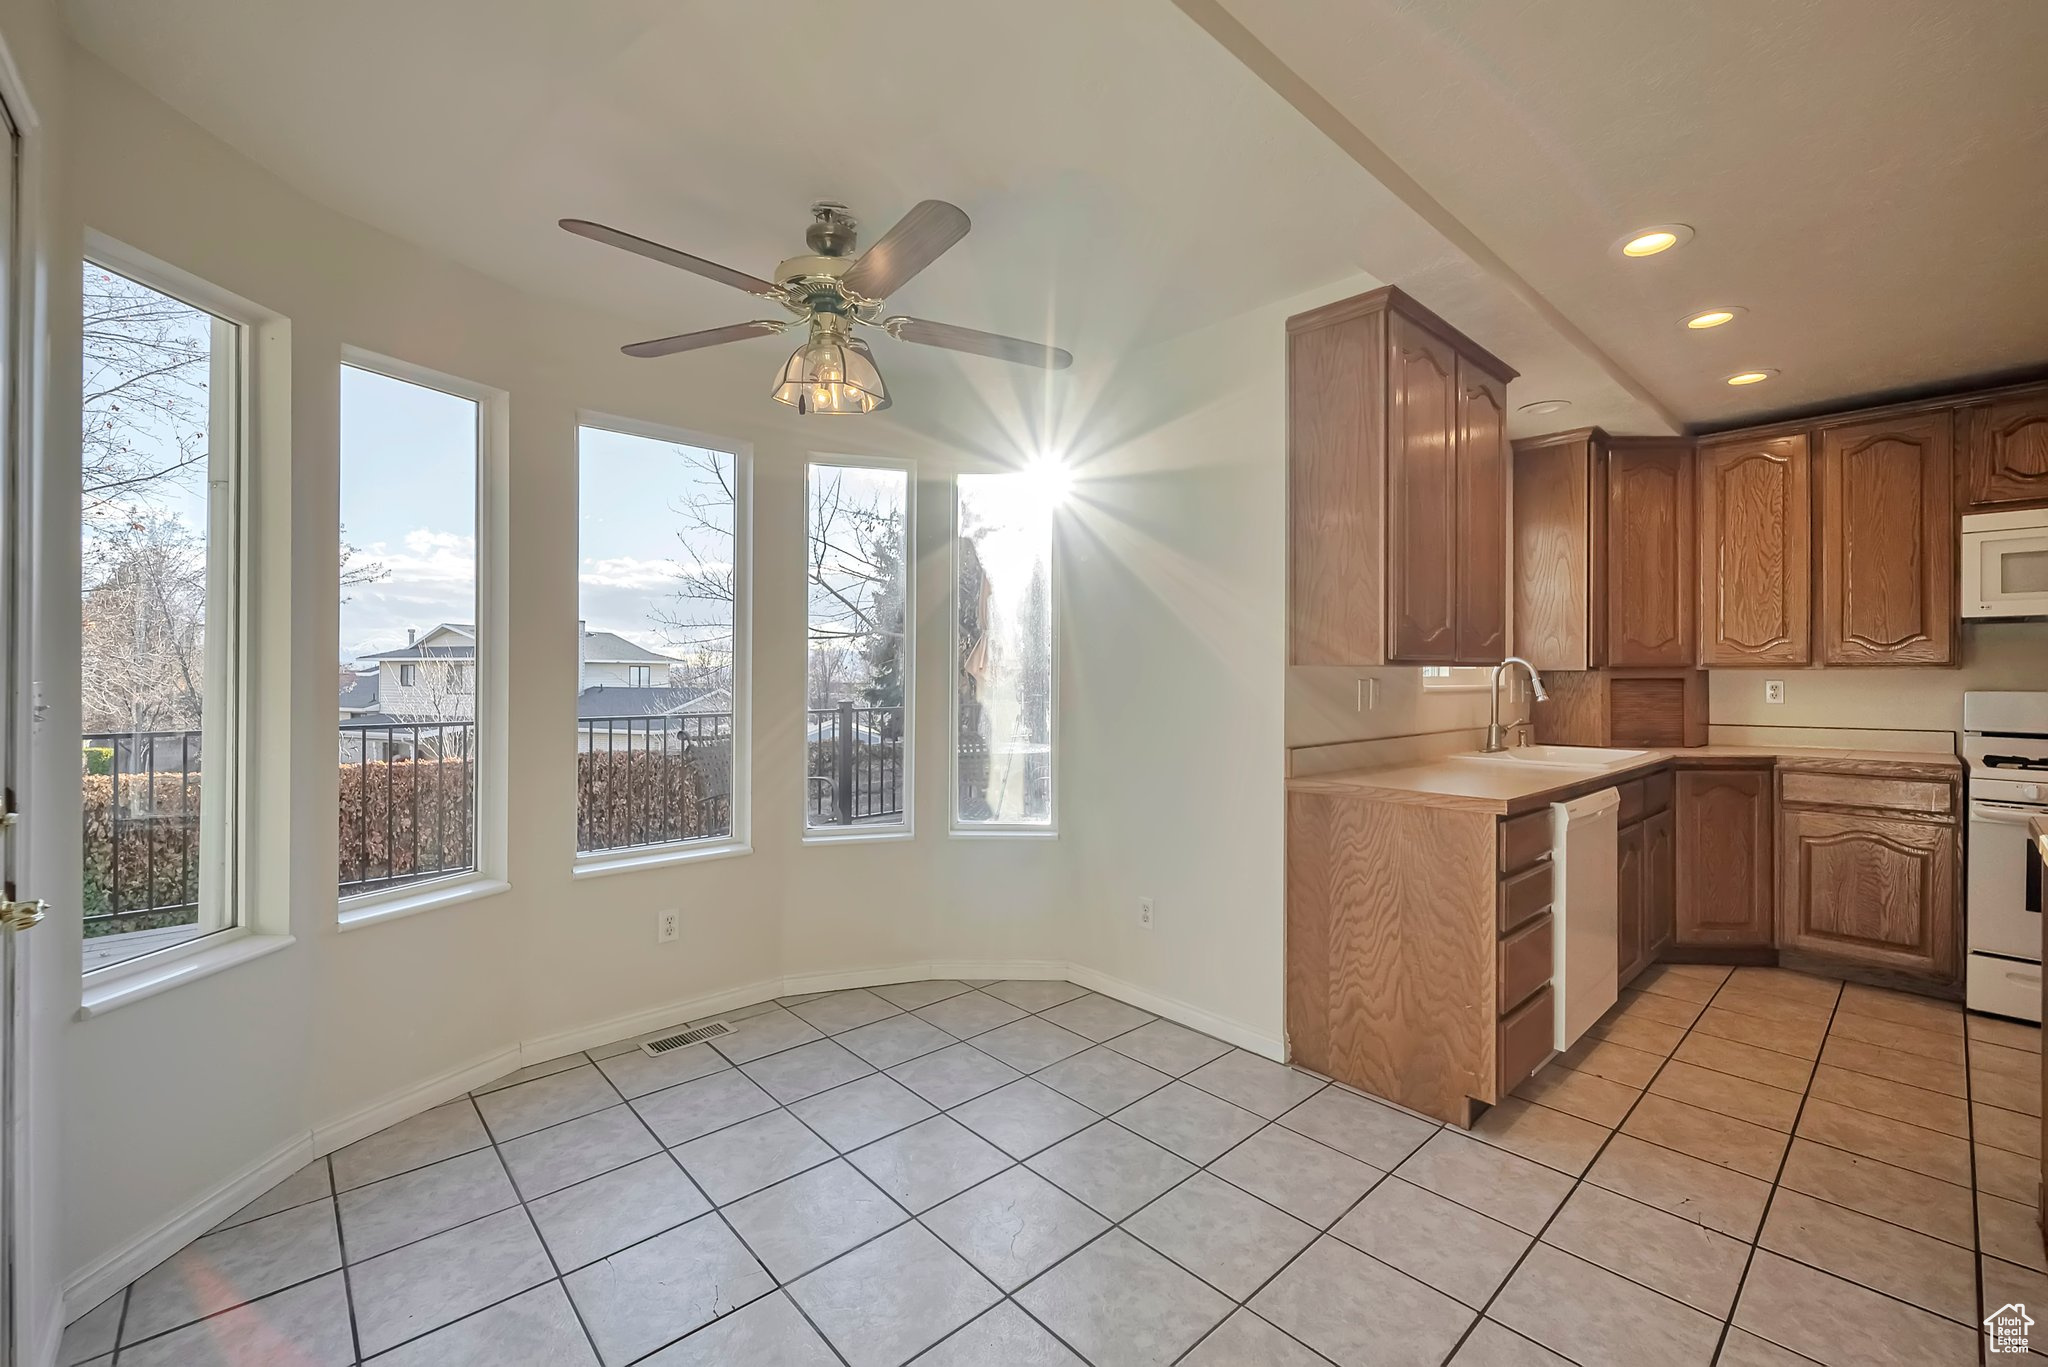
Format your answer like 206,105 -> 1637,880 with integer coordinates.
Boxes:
339,622 -> 728,750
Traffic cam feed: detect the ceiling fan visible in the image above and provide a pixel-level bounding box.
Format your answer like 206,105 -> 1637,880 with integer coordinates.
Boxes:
561,200 -> 1074,415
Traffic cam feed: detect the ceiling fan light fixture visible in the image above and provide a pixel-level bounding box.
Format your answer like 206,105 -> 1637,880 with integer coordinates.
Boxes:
773,325 -> 889,415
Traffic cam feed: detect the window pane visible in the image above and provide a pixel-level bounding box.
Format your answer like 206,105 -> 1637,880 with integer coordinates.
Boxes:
955,474 -> 1054,827
576,426 -> 741,853
337,365 -> 480,897
806,463 -> 909,831
81,262 -> 239,970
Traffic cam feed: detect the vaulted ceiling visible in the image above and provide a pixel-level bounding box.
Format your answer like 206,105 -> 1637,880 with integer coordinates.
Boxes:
64,0 -> 2048,436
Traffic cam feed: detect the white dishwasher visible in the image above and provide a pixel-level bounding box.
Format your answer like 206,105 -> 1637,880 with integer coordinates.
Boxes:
1551,788 -> 1620,1050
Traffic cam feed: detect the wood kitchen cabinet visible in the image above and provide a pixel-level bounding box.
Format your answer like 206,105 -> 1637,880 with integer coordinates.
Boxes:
1959,384 -> 2048,510
1512,431 -> 1693,669
1616,819 -> 1645,984
1615,777 -> 1674,987
1289,287 -> 1517,667
1644,807 -> 1676,960
1816,413 -> 1956,666
1696,434 -> 1811,666
1674,765 -> 1775,948
1776,765 -> 1962,990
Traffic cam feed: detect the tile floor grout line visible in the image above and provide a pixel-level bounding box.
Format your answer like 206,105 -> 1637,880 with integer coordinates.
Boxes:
1963,1007 -> 1987,1367
1432,963 -> 1745,1366
1702,972 -> 1846,1367
472,1088 -> 610,1367
102,1283 -> 130,1367
326,1152 -> 367,1367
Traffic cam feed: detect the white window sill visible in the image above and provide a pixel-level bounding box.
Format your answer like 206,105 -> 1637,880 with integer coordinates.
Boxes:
803,826 -> 913,846
572,840 -> 751,881
949,827 -> 1060,841
339,876 -> 510,932
79,932 -> 295,1018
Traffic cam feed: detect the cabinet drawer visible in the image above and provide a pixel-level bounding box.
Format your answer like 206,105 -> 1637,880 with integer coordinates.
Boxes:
1617,778 -> 1647,825
1499,914 -> 1553,1017
1499,809 -> 1552,874
1780,770 -> 1953,816
1498,986 -> 1555,1096
1643,770 -> 1673,817
1499,862 -> 1554,935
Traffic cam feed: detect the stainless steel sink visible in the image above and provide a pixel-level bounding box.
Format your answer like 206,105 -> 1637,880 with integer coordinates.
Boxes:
1457,744 -> 1650,771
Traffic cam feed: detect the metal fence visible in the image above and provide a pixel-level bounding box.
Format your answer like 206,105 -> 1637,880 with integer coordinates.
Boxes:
338,720 -> 477,897
577,712 -> 734,853
82,730 -> 203,934
807,703 -> 905,826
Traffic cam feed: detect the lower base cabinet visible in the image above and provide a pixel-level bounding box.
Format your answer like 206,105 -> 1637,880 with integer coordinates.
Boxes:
1674,766 -> 1775,948
1778,805 -> 1961,987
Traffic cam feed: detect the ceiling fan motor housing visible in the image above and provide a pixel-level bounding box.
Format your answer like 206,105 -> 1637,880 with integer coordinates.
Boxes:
805,202 -> 858,256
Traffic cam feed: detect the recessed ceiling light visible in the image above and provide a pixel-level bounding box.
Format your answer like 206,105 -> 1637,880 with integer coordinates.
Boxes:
1614,224 -> 1694,258
1517,399 -> 1572,416
1683,307 -> 1744,330
1725,369 -> 1778,386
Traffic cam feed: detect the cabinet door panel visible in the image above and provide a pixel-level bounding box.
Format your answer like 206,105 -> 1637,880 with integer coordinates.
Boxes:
1675,767 -> 1774,946
1777,809 -> 1958,983
1455,358 -> 1508,663
1697,435 -> 1810,666
1817,413 -> 1955,665
1961,388 -> 2048,509
1645,808 -> 1676,960
1386,315 -> 1460,662
1616,819 -> 1646,983
1287,314 -> 1385,664
1606,443 -> 1694,666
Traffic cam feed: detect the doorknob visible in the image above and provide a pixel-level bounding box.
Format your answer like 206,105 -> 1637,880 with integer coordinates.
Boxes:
0,899 -> 46,932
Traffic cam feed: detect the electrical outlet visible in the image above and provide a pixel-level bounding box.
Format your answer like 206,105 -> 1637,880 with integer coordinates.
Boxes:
1138,897 -> 1155,931
656,909 -> 680,944
1765,679 -> 1786,705
1355,677 -> 1379,712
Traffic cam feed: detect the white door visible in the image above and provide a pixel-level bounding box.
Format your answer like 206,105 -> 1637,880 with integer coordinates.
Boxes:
0,83 -> 34,1367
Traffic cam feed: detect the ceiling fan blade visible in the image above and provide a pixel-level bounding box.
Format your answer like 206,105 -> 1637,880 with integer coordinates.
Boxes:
621,321 -> 786,359
561,218 -> 781,296
888,317 -> 1073,370
840,200 -> 971,300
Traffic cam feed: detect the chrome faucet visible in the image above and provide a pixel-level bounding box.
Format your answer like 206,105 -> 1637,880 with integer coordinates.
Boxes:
1484,657 -> 1549,752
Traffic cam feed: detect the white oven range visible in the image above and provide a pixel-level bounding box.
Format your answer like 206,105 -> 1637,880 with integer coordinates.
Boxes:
1964,691 -> 2048,1021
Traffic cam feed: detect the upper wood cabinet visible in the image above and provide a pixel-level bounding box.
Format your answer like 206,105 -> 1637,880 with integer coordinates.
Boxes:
1959,385 -> 2048,510
1456,359 -> 1510,663
1816,413 -> 1955,666
1606,440 -> 1694,667
1511,432 -> 1692,670
1288,287 -> 1517,667
1696,434 -> 1811,666
1674,766 -> 1774,948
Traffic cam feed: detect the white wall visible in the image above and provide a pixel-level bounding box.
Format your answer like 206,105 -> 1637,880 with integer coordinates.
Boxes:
55,46 -> 1080,1296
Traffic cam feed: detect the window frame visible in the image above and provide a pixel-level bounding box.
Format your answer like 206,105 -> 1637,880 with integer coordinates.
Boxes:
949,471 -> 1059,839
77,234 -> 280,998
801,453 -> 916,845
571,411 -> 753,878
335,348 -> 511,931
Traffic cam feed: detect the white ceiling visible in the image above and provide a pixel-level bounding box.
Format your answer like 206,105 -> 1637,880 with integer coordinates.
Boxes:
60,0 -> 1670,436
1200,0 -> 2048,427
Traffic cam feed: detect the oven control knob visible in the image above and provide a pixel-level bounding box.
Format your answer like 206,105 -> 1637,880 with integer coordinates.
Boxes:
2025,783 -> 2042,801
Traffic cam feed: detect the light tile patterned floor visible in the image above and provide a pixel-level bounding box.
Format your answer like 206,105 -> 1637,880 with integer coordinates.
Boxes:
58,968 -> 2046,1365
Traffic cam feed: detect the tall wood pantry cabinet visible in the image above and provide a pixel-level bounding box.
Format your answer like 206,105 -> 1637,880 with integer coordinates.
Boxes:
1289,287 -> 1517,667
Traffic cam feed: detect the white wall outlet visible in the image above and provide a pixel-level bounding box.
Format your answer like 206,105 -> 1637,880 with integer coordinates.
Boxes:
1138,897 -> 1155,931
656,909 -> 681,944
1355,677 -> 1379,712
1764,679 -> 1786,705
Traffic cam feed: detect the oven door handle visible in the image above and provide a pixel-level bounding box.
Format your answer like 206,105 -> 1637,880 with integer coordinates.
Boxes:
1973,800 -> 2048,826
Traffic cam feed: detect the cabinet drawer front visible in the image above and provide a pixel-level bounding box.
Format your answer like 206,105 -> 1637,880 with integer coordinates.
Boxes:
1498,986 -> 1555,1096
1499,862 -> 1554,935
1780,770 -> 1953,816
1500,810 -> 1552,874
1643,770 -> 1674,817
1499,914 -> 1554,1017
1617,778 -> 1647,826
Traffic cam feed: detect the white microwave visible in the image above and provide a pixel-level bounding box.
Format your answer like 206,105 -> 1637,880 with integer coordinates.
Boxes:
1963,508 -> 2048,618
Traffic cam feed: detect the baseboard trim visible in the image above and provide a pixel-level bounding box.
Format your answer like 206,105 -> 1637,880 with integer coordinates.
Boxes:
62,1129 -> 313,1321
1064,965 -> 1284,1061
60,956 -> 1273,1326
